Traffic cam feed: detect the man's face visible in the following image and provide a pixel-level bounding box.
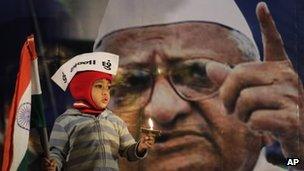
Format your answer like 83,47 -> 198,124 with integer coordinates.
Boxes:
91,79 -> 111,109
100,22 -> 259,170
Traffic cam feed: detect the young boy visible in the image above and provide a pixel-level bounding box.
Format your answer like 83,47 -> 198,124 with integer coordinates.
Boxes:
45,52 -> 155,171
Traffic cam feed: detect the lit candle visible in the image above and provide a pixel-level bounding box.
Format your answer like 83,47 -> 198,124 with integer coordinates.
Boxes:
140,118 -> 161,137
148,118 -> 153,130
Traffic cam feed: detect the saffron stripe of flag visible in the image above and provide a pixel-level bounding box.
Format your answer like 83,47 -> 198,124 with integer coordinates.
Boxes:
1,35 -> 47,171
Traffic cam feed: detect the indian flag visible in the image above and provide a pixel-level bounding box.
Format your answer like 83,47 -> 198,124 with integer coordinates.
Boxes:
1,35 -> 48,171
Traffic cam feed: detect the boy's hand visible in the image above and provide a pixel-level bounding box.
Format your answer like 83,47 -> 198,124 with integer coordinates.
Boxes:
42,158 -> 57,171
138,133 -> 155,153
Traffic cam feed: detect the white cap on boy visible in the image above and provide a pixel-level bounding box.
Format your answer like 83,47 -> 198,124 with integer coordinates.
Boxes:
51,52 -> 119,91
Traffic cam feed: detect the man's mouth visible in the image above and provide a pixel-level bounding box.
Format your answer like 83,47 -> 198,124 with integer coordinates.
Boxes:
144,129 -> 218,171
153,129 -> 214,154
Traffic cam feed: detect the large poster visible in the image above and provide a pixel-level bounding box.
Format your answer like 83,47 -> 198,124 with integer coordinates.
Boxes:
93,1 -> 303,171
0,0 -> 303,171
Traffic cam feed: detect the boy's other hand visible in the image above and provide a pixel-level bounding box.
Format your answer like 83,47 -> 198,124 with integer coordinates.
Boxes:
42,157 -> 57,171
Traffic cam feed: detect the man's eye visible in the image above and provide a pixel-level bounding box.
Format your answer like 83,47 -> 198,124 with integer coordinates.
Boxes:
189,63 -> 210,83
171,62 -> 213,89
123,70 -> 152,91
112,69 -> 152,94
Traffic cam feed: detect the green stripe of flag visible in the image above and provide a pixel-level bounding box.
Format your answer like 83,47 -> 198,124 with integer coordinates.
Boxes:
31,94 -> 46,128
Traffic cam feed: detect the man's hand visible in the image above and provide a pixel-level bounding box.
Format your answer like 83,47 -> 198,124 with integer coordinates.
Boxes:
219,2 -> 304,169
195,2 -> 303,170
42,158 -> 57,171
138,133 -> 156,153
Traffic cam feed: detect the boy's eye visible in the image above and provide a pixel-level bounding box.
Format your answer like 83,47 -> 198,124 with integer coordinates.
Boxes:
95,85 -> 103,89
94,84 -> 111,90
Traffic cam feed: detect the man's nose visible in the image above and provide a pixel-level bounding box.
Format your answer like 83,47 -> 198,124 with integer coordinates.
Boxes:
144,77 -> 191,125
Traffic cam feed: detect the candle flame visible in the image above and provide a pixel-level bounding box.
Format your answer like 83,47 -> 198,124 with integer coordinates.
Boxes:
148,118 -> 153,130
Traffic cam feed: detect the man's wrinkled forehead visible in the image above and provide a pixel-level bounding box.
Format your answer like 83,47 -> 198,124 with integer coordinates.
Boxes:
93,0 -> 258,51
99,22 -> 258,66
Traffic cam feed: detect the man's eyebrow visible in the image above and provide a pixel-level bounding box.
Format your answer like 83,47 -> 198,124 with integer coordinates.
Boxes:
120,62 -> 152,69
168,56 -> 226,63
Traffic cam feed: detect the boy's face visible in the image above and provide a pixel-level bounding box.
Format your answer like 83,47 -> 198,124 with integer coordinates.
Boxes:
91,79 -> 111,109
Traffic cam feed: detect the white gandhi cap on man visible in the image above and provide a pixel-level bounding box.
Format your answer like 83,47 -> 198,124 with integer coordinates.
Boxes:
51,52 -> 119,91
93,0 -> 257,51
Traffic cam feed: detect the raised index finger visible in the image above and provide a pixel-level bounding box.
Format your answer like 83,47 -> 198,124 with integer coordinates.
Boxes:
256,2 -> 288,62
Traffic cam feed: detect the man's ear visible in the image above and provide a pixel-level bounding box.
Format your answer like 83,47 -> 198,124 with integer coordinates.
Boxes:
206,62 -> 231,86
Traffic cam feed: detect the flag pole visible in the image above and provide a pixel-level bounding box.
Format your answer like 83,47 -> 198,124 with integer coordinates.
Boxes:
27,0 -> 57,158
